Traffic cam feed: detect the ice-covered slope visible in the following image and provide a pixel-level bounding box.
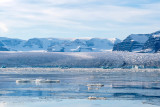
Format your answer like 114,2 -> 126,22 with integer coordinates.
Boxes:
0,41 -> 9,51
0,37 -> 25,51
0,52 -> 160,68
0,37 -> 121,52
48,38 -> 121,52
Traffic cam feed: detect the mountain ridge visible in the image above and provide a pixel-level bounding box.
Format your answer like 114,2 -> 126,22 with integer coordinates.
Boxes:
0,37 -> 121,52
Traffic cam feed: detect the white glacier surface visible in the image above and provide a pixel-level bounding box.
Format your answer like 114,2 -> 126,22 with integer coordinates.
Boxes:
0,51 -> 160,68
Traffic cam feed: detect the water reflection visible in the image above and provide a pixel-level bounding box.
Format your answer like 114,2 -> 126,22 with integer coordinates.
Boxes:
0,99 -> 160,107
0,68 -> 160,106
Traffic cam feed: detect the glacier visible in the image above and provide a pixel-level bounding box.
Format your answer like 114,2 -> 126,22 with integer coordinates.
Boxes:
0,51 -> 160,68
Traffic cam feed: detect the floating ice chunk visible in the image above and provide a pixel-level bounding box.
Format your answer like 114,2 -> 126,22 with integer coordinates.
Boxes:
16,79 -> 33,84
35,79 -> 60,83
88,96 -> 97,100
16,79 -> 60,84
88,87 -> 101,90
88,96 -> 107,100
87,84 -> 104,87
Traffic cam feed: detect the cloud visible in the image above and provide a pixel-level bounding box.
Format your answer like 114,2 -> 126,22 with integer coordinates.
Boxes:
0,0 -> 13,6
0,22 -> 8,32
35,0 -> 98,5
0,0 -> 12,3
0,0 -> 160,39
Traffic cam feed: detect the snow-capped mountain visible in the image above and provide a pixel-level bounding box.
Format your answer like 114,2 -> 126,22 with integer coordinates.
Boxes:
48,38 -> 121,52
113,31 -> 160,52
0,37 -> 24,51
0,41 -> 9,51
0,37 -> 121,52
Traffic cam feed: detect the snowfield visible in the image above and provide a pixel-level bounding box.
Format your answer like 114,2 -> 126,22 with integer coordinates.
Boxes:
0,51 -> 160,68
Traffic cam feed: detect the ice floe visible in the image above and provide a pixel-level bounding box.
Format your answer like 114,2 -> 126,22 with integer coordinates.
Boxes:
88,96 -> 107,100
16,79 -> 60,84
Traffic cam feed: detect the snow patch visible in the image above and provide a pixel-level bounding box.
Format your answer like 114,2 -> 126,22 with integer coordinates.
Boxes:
153,35 -> 160,38
62,53 -> 94,59
130,34 -> 149,43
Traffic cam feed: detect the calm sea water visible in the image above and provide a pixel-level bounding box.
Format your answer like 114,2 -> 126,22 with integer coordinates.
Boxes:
0,68 -> 160,107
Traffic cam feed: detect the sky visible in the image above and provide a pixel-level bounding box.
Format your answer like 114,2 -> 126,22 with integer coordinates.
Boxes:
0,0 -> 160,40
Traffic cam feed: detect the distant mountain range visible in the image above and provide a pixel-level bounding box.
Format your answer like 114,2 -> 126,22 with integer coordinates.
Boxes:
0,37 -> 121,52
113,31 -> 160,53
1,30 -> 160,53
